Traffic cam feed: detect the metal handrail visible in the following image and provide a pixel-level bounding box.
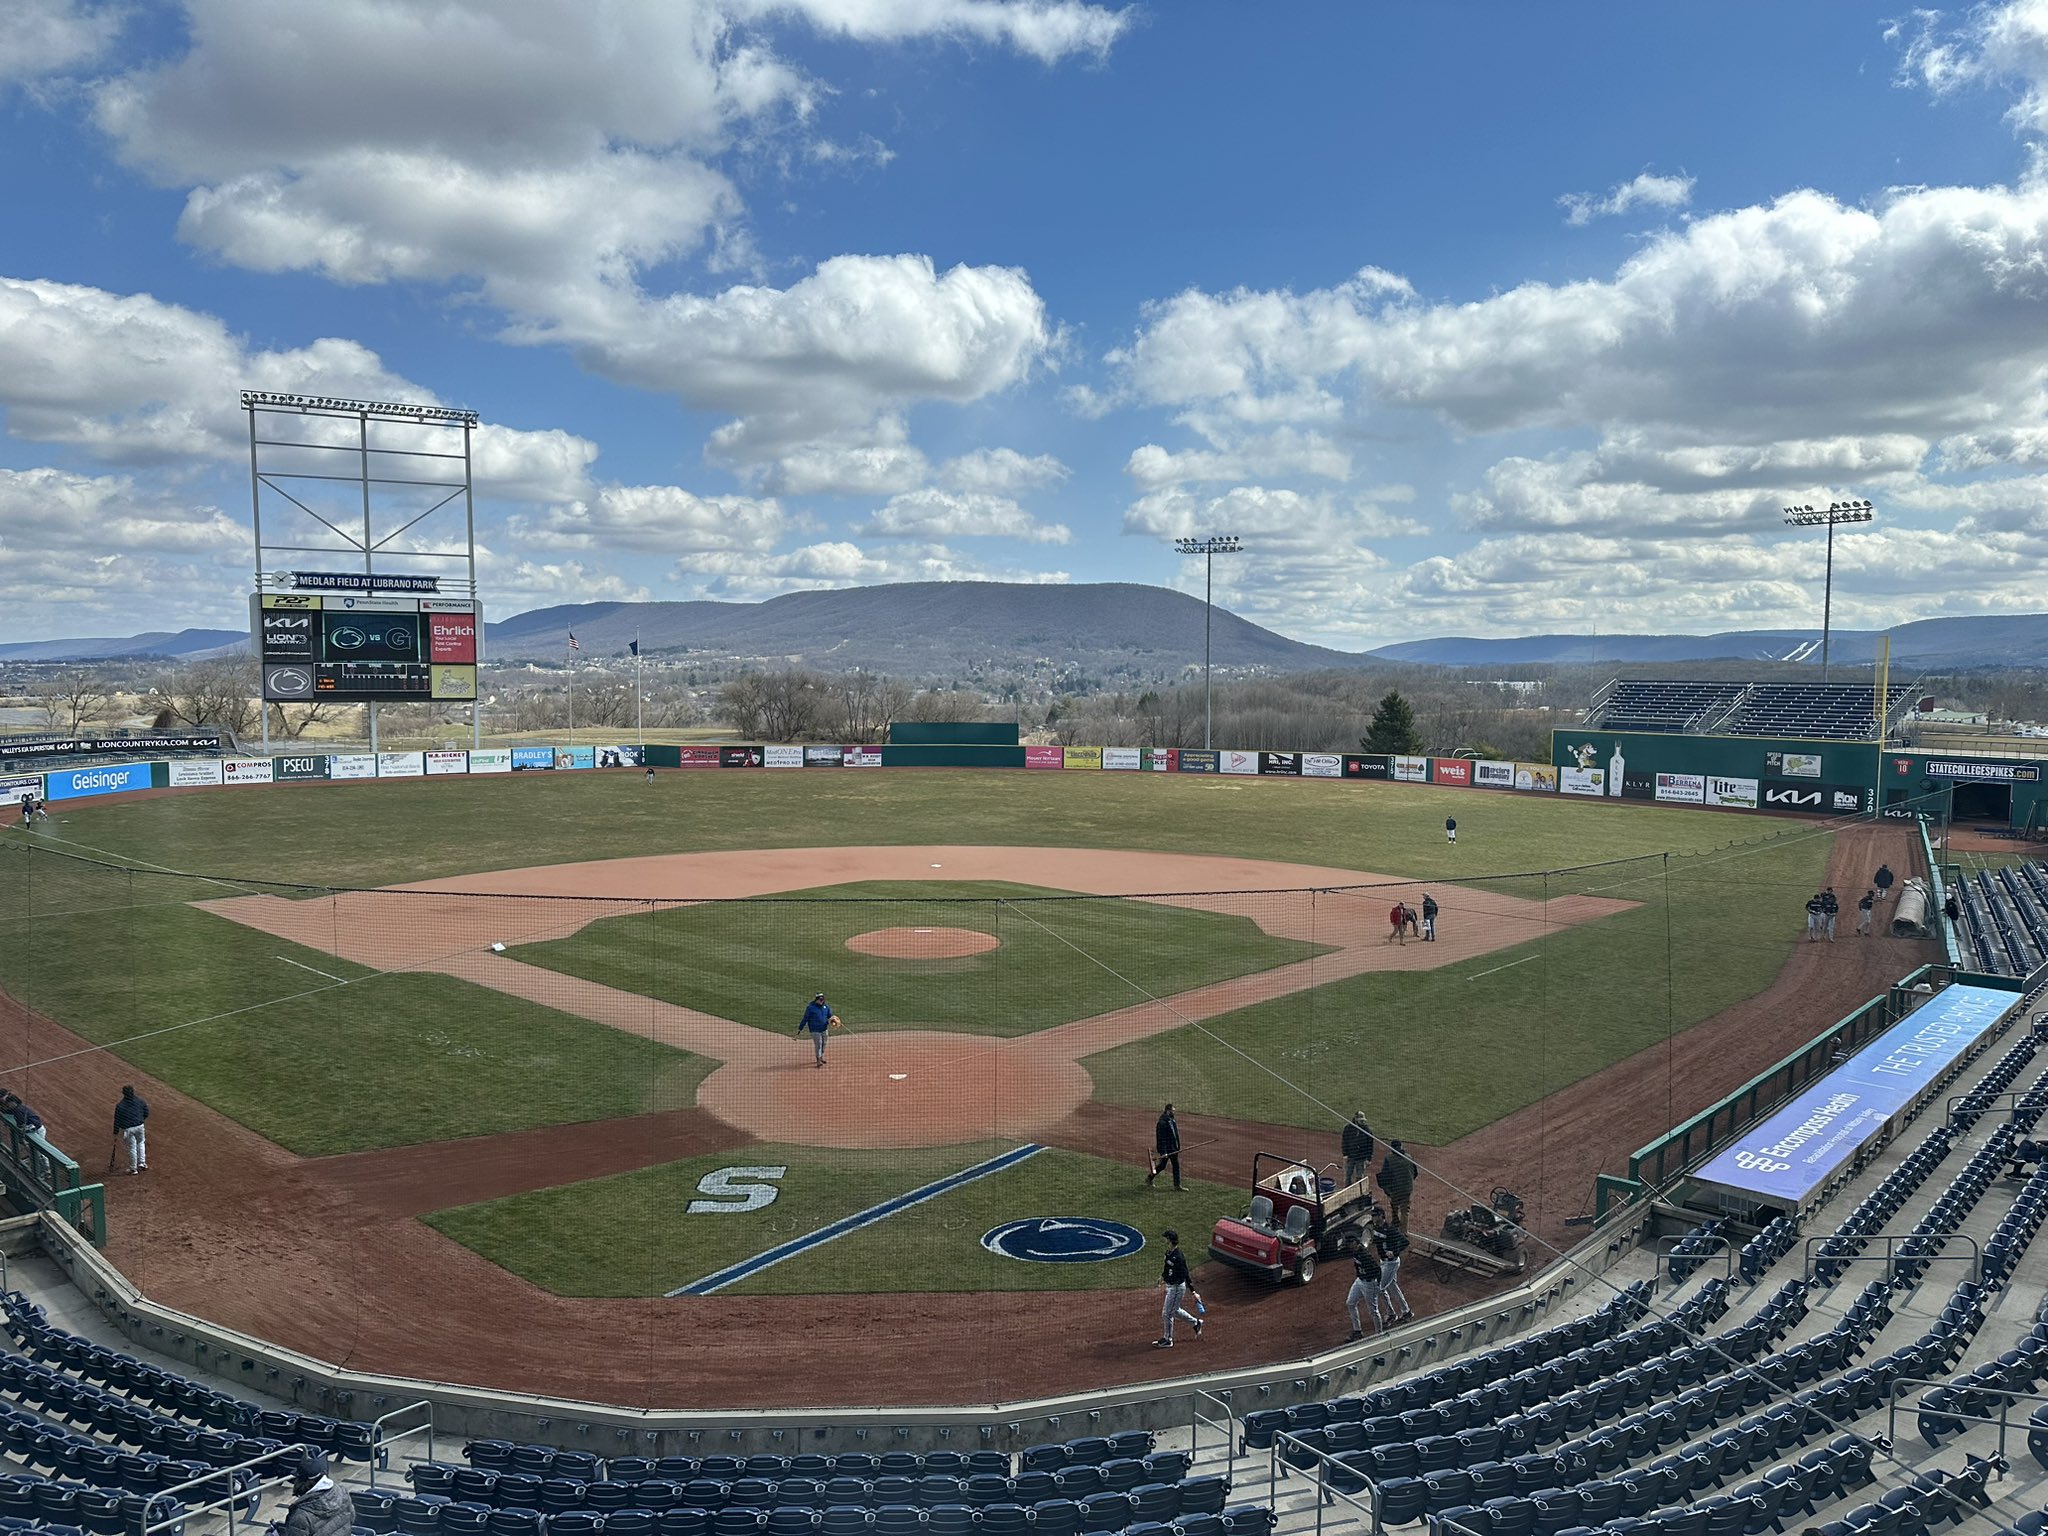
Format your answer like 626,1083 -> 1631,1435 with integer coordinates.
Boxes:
1664,1232 -> 1737,1287
1270,1429 -> 1383,1535
145,1442 -> 302,1536
1884,1373 -> 2048,1467
1801,1232 -> 1982,1287
1188,1388 -> 1235,1470
368,1399 -> 435,1488
1946,1089 -> 2037,1126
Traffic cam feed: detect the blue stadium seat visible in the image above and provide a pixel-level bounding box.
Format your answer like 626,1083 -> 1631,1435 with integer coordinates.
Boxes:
659,1511 -> 713,1536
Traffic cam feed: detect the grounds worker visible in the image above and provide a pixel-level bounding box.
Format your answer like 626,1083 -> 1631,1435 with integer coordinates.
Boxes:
1377,1140 -> 1417,1230
113,1085 -> 148,1174
1146,1103 -> 1183,1189
797,992 -> 837,1068
1342,1112 -> 1376,1187
280,1450 -> 352,1536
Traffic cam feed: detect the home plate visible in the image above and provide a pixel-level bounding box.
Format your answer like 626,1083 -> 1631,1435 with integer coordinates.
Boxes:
888,1073 -> 909,1081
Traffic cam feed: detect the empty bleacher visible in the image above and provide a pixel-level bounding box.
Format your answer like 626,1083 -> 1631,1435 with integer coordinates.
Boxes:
1587,681 -> 1916,742
1954,862 -> 2048,979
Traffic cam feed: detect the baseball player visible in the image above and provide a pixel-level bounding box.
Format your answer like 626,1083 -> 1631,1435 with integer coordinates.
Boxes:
1154,1228 -> 1203,1347
1344,1233 -> 1381,1341
1373,1213 -> 1413,1326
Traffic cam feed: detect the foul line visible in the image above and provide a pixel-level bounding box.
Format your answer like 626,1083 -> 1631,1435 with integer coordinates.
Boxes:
274,955 -> 347,983
669,1143 -> 1046,1297
1465,954 -> 1539,982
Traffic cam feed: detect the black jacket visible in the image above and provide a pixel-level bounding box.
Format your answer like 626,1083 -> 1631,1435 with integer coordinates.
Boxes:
1154,1111 -> 1180,1156
281,1484 -> 353,1536
1421,897 -> 1438,920
1373,1226 -> 1411,1263
1341,1120 -> 1375,1164
113,1093 -> 148,1132
1161,1248 -> 1190,1286
1377,1149 -> 1416,1199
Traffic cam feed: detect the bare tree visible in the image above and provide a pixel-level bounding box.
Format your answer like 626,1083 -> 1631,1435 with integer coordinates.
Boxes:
267,700 -> 341,740
579,680 -> 635,729
757,670 -> 826,741
146,658 -> 260,740
30,670 -> 115,735
719,675 -> 768,737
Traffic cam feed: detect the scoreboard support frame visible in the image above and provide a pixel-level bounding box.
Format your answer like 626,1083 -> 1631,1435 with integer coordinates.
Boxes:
243,393 -> 483,753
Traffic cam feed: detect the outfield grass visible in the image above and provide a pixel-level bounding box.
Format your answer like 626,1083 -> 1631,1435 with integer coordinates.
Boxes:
1088,831 -> 1837,1141
0,868 -> 711,1155
423,1141 -> 1239,1296
508,880 -> 1327,1037
19,770 -> 1789,891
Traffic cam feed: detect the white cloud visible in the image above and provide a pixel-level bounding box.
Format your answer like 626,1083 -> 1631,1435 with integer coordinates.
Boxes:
737,0 -> 1132,64
477,555 -> 654,609
859,487 -> 1070,542
0,0 -> 122,87
1559,171 -> 1694,227
671,538 -> 1069,598
1125,427 -> 1351,489
755,417 -> 931,495
514,484 -> 794,555
937,445 -> 1068,494
1892,0 -> 2048,137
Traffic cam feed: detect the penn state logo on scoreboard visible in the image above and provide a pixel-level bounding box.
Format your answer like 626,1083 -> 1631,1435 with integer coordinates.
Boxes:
981,1217 -> 1145,1264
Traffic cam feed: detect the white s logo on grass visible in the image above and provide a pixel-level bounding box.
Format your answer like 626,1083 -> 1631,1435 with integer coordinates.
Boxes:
687,1166 -> 788,1214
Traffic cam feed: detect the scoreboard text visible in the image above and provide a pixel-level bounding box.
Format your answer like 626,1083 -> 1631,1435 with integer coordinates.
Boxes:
255,593 -> 479,703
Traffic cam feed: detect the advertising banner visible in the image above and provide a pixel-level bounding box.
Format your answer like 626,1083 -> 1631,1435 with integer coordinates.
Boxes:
327,753 -> 378,780
423,751 -> 468,776
1220,750 -> 1259,775
1177,749 -> 1219,774
1064,746 -> 1104,770
1391,755 -> 1428,782
1144,748 -> 1178,772
1513,764 -> 1558,792
1431,758 -> 1472,787
841,747 -> 883,767
764,745 -> 804,768
511,747 -> 556,771
554,747 -> 596,770
271,754 -> 327,782
0,774 -> 43,805
0,733 -> 223,761
1655,772 -> 1706,804
1302,753 -> 1342,779
677,747 -> 723,768
166,760 -> 224,788
1762,780 -> 1870,814
1473,760 -> 1514,789
597,745 -> 643,768
1258,752 -> 1301,777
468,749 -> 512,774
1768,752 -> 1823,779
427,611 -> 479,664
1102,747 -> 1141,771
222,757 -> 275,785
721,746 -> 764,769
1695,985 -> 2014,1206
1620,772 -> 1656,801
1024,745 -> 1064,769
1908,758 -> 2043,783
804,745 -> 844,767
1344,754 -> 1390,779
44,762 -> 153,800
378,752 -> 425,778
1705,775 -> 1759,808
1560,767 -> 1606,797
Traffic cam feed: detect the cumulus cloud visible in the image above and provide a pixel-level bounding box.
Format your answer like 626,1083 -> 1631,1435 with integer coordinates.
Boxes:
671,539 -> 1070,599
937,446 -> 1068,494
0,0 -> 123,87
858,488 -> 1069,542
1558,170 -> 1694,227
513,484 -> 795,555
737,0 -> 1131,63
1891,0 -> 2048,137
1125,427 -> 1351,489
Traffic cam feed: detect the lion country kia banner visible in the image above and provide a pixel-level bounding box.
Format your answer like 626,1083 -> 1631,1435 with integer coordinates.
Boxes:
1694,985 -> 2014,1206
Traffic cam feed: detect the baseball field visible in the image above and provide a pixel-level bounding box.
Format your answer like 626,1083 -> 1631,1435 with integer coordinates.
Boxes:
0,767 -> 1928,1407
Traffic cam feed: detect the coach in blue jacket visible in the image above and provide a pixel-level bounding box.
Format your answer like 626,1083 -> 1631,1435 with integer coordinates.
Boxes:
798,992 -> 835,1068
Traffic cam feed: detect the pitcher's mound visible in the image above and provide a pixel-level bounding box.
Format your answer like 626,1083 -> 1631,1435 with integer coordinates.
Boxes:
846,927 -> 999,958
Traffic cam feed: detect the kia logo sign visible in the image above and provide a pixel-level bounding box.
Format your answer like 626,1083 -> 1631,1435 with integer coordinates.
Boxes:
1765,787 -> 1822,807
981,1217 -> 1146,1264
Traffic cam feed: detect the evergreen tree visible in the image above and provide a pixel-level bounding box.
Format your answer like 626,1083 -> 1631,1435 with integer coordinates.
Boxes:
1362,690 -> 1424,755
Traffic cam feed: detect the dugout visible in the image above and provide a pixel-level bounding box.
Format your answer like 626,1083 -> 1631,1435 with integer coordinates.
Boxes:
1884,751 -> 2048,835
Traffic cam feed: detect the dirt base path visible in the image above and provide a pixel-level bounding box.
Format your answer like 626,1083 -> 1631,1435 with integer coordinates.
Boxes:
0,825 -> 1938,1408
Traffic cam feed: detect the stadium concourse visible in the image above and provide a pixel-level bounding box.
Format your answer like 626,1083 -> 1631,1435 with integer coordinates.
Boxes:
0,825 -> 1930,1411
0,842 -> 2040,1536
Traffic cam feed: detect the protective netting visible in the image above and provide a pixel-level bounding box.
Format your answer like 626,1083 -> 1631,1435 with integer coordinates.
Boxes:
0,806 -> 1923,1411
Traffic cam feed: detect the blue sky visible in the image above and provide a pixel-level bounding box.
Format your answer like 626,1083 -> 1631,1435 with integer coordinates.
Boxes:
6,1 -> 2048,649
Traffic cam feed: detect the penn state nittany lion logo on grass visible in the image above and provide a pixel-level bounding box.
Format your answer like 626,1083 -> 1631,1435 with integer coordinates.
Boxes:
981,1217 -> 1145,1264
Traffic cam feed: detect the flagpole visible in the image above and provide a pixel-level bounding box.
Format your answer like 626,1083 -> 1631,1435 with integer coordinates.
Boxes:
567,635 -> 576,747
634,635 -> 644,750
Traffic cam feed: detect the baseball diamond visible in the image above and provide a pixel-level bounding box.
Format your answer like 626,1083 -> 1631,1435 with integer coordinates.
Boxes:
0,767 -> 1930,1408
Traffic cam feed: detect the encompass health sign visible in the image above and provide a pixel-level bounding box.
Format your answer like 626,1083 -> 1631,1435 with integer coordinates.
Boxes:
1694,984 -> 2016,1208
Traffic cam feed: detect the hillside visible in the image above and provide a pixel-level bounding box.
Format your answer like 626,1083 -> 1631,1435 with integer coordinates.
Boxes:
484,582 -> 1372,677
0,628 -> 245,664
1372,614 -> 2048,670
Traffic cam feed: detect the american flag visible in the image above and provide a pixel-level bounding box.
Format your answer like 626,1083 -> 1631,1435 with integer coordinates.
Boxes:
566,631 -> 581,653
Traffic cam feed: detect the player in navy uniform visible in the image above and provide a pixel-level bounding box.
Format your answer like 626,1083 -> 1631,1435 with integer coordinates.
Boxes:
1344,1233 -> 1381,1341
1153,1228 -> 1203,1347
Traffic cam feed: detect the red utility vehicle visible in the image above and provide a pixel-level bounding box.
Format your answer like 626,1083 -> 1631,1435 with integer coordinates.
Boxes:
1207,1152 -> 1380,1285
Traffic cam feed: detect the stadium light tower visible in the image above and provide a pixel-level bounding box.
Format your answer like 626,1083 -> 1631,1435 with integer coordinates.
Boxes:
1782,499 -> 1874,683
1174,535 -> 1243,749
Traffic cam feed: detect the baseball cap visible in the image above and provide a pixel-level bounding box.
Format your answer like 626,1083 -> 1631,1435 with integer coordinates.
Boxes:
1163,1228 -> 1179,1243
292,1449 -> 328,1482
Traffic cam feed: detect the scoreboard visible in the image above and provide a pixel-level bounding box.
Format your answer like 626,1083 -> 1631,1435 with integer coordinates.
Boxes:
254,592 -> 480,703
